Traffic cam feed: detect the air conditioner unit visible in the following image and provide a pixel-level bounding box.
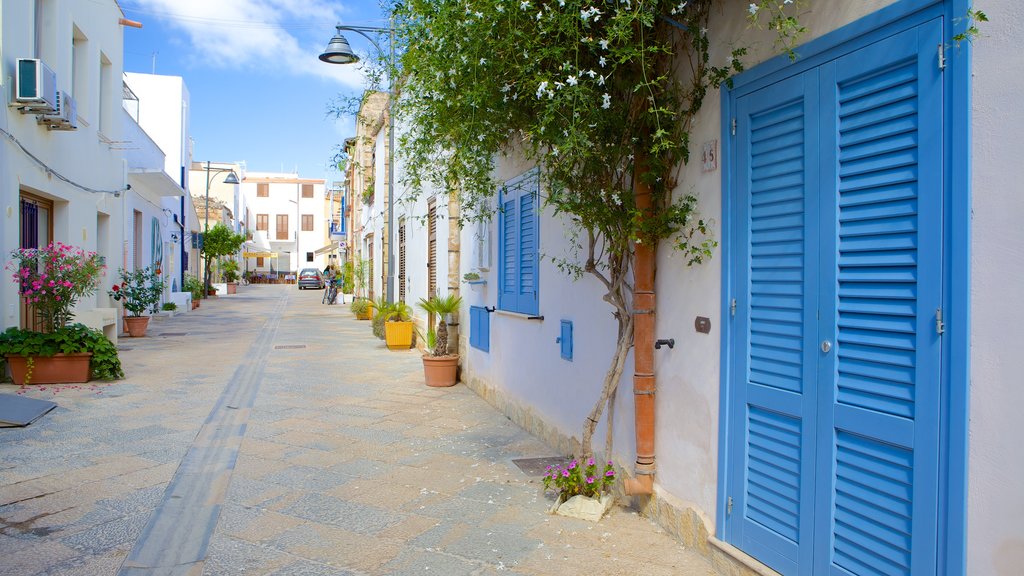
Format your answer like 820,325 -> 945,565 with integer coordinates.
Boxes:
39,91 -> 78,130
14,58 -> 58,113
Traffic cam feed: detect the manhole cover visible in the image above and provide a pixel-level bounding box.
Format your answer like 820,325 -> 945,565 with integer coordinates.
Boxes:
159,332 -> 188,337
512,456 -> 569,476
274,345 -> 307,350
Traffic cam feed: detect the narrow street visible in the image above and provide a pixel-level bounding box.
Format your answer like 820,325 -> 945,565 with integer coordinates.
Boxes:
0,286 -> 714,575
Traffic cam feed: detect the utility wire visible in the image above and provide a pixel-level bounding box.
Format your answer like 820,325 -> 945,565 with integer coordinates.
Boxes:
0,124 -> 128,196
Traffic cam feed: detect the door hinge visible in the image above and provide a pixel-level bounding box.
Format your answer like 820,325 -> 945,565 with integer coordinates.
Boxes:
727,496 -> 734,516
936,307 -> 945,335
938,44 -> 946,70
731,118 -> 737,136
730,298 -> 737,317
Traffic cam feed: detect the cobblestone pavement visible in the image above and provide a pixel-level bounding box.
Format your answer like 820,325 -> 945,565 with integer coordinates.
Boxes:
0,286 -> 715,575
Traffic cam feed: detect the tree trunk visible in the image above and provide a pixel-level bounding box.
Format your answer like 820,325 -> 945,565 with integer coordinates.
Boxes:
580,312 -> 634,459
435,319 -> 448,356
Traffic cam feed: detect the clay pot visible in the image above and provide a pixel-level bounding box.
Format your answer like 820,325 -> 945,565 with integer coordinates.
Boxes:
422,355 -> 459,387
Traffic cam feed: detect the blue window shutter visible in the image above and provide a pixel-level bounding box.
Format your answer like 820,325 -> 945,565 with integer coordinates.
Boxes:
470,306 -> 490,352
559,320 -> 573,360
519,188 -> 539,315
498,187 -> 517,312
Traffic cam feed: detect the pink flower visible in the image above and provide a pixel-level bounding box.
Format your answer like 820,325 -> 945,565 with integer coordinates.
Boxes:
605,470 -> 614,477
586,476 -> 595,484
54,295 -> 61,301
587,458 -> 595,466
562,470 -> 570,478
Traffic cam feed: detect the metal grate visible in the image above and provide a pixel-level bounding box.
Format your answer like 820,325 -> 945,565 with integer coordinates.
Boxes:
273,344 -> 307,350
511,456 -> 568,476
159,332 -> 188,337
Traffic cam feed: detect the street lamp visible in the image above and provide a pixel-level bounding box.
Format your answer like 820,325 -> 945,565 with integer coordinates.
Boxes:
204,161 -> 240,298
320,23 -> 397,304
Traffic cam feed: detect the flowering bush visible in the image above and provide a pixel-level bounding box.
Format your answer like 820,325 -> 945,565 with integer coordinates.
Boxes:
7,242 -> 104,332
543,458 -> 615,500
109,267 -> 165,317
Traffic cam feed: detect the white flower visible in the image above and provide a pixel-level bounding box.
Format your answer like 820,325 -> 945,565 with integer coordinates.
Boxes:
585,69 -> 596,78
479,58 -> 487,65
496,4 -> 504,12
536,81 -> 549,99
554,81 -> 564,90
599,39 -> 609,50
597,75 -> 605,86
478,134 -> 485,141
599,56 -> 606,67
601,93 -> 611,109
520,0 -> 530,9
567,75 -> 578,86
559,0 -> 565,4
748,3 -> 759,15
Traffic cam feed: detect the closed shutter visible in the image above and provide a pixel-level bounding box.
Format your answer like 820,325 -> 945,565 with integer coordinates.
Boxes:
470,306 -> 490,352
428,201 -> 437,299
498,190 -> 517,311
276,215 -> 289,240
399,222 -> 407,303
726,20 -> 945,576
498,169 -> 540,315
559,320 -> 573,361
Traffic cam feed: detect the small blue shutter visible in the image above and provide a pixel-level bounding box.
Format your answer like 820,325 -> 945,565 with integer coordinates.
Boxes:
470,306 -> 490,352
559,320 -> 573,360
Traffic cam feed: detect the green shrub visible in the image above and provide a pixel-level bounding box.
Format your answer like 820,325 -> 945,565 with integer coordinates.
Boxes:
0,324 -> 124,381
161,302 -> 178,311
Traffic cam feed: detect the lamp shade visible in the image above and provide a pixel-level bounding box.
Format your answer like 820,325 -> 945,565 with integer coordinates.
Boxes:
319,32 -> 359,64
223,171 -> 240,185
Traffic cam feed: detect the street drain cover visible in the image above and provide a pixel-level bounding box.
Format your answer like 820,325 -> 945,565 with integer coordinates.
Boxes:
512,456 -> 569,476
160,332 -> 188,337
274,345 -> 307,350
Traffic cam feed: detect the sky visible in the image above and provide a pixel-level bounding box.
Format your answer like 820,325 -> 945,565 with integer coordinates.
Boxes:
120,0 -> 388,183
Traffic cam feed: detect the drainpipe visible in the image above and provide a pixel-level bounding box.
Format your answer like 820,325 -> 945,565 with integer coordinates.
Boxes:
624,158 -> 656,495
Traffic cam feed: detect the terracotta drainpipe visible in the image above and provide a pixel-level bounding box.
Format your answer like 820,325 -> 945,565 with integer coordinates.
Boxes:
624,159 -> 656,495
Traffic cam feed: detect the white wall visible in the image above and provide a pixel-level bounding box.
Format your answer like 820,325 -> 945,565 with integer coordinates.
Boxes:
240,174 -> 326,275
967,1 -> 1024,573
1,0 -> 126,331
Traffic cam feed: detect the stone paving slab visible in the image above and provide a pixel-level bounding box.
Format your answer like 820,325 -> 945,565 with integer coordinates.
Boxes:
0,286 -> 716,575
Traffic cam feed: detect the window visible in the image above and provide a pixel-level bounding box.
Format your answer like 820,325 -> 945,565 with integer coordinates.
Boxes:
301,214 -> 314,231
257,183 -> 269,197
497,169 -> 540,315
256,257 -> 264,267
302,184 -> 314,198
276,214 -> 289,240
306,252 -> 314,262
470,306 -> 490,352
256,214 -> 268,231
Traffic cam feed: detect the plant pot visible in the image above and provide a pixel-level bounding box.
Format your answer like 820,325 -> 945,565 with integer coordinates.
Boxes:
125,316 -> 150,337
192,300 -> 199,310
422,355 -> 459,387
356,307 -> 373,321
226,282 -> 238,295
550,493 -> 614,522
4,353 -> 92,385
384,321 -> 414,350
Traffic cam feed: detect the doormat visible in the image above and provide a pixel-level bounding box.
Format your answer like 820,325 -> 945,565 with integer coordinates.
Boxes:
0,394 -> 57,428
512,456 -> 569,476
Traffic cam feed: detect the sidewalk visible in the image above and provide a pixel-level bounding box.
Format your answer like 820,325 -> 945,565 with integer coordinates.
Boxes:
0,286 -> 714,575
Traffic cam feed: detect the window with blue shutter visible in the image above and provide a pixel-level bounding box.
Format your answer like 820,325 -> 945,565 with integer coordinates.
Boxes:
559,320 -> 573,361
470,306 -> 490,352
497,169 -> 540,315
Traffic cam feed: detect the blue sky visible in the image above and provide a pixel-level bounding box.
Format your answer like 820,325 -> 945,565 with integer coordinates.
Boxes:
120,0 -> 388,182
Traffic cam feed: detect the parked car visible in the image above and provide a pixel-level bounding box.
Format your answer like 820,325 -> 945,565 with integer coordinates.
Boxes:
298,268 -> 325,290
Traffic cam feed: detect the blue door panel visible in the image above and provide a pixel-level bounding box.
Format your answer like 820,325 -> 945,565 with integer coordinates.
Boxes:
726,17 -> 946,576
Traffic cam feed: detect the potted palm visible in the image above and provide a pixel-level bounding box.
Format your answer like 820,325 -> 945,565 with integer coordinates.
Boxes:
109,266 -> 165,337
380,299 -> 414,350
1,242 -> 118,384
184,274 -> 203,309
416,293 -> 463,387
350,298 -> 372,320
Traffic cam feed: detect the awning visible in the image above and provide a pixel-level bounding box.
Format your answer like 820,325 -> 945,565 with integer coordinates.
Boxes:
128,169 -> 184,197
243,251 -> 277,258
314,242 -> 340,256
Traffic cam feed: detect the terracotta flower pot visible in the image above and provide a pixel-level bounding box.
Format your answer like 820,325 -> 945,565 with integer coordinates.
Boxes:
125,316 -> 150,337
4,353 -> 92,385
226,282 -> 238,295
422,355 -> 459,387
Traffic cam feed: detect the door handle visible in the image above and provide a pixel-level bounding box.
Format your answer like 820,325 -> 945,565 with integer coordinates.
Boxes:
821,340 -> 832,353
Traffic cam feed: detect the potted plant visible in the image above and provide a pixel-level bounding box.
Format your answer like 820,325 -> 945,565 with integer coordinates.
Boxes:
416,293 -> 463,387
2,242 -> 111,384
221,259 -> 241,295
370,296 -> 391,339
109,266 -> 165,337
350,298 -> 372,320
543,458 -> 617,522
200,223 -> 245,298
379,299 -> 414,350
0,323 -> 124,385
184,274 -> 203,309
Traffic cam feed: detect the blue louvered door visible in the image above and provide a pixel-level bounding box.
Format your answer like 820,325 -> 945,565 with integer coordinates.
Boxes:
728,18 -> 944,576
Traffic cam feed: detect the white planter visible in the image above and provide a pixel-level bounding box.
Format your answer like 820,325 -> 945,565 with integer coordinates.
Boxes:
550,494 -> 614,522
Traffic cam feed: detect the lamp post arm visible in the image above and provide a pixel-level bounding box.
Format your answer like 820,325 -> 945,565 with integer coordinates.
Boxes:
333,25 -> 387,54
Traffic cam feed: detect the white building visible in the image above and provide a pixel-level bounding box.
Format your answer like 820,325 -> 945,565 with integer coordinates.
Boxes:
240,173 -> 327,279
385,0 -> 1024,574
1,0 -> 129,336
121,73 -> 193,309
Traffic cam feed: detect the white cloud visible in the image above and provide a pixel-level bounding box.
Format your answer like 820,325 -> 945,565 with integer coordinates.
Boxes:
123,0 -> 377,89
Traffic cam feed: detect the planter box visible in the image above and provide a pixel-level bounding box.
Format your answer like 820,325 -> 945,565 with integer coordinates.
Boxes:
5,353 -> 92,385
550,494 -> 614,522
226,282 -> 238,295
384,321 -> 414,350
